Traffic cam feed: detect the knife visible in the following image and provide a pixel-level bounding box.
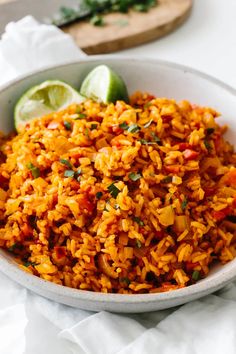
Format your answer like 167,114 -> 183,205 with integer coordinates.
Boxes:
0,0 -> 91,35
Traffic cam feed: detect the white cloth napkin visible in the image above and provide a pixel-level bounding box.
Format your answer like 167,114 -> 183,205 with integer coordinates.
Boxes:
1,15 -> 236,354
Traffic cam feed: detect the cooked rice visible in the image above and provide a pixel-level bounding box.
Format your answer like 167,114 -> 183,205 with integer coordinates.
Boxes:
0,92 -> 236,294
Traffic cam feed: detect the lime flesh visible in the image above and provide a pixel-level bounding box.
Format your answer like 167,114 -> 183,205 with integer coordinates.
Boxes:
80,65 -> 129,104
14,80 -> 84,132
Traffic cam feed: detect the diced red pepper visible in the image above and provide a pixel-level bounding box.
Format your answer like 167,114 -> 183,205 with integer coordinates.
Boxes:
70,180 -> 80,191
156,231 -> 165,240
178,143 -> 191,151
183,149 -> 199,160
81,196 -> 94,213
165,165 -> 181,174
162,115 -> 173,123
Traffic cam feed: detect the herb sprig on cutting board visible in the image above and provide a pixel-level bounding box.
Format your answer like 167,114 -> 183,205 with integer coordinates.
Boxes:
52,0 -> 158,27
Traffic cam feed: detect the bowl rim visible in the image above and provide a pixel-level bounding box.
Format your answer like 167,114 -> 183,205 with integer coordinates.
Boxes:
0,55 -> 236,304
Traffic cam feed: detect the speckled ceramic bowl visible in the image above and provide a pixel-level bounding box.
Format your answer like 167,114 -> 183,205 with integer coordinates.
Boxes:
0,57 -> 235,313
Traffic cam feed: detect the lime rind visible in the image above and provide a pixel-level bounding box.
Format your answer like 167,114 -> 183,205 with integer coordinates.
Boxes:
14,80 -> 85,132
80,65 -> 129,104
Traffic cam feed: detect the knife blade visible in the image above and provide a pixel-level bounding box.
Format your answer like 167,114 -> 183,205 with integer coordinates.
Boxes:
0,0 -> 90,35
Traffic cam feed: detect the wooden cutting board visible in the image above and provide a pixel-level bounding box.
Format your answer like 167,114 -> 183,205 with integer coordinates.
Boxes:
0,0 -> 192,54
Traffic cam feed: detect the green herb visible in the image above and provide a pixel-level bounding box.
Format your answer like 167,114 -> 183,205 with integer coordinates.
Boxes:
139,139 -> 156,145
53,0 -> 158,27
204,140 -> 211,150
91,123 -> 98,130
161,175 -> 172,184
119,122 -> 129,130
192,270 -> 200,281
90,14 -> 105,26
128,123 -> 140,133
114,18 -> 129,27
144,119 -> 153,128
181,198 -> 188,211
133,216 -> 144,226
23,261 -> 37,267
27,162 -> 40,179
76,168 -> 82,175
64,121 -> 71,130
120,276 -> 130,286
108,183 -> 120,198
136,239 -> 142,248
75,113 -> 87,120
150,132 -> 161,144
64,170 -> 75,178
59,159 -> 72,169
85,128 -> 90,137
128,172 -> 142,181
206,128 -> 215,135
96,191 -> 103,199
8,243 -> 23,253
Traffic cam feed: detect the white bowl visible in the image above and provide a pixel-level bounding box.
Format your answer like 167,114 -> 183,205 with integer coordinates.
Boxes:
0,57 -> 235,313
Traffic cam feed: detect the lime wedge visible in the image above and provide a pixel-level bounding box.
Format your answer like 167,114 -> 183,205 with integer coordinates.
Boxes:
14,80 -> 85,132
80,65 -> 129,104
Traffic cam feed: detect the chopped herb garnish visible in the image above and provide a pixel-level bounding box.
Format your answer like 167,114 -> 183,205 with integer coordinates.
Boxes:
133,216 -> 144,226
8,243 -> 23,253
53,0 -> 158,27
96,191 -> 103,199
64,170 -> 75,178
23,261 -> 37,267
150,132 -> 161,144
206,128 -> 215,135
85,128 -> 90,137
192,270 -> 200,281
181,198 -> 188,211
76,168 -> 82,175
90,14 -> 104,26
64,121 -> 71,130
108,183 -> 120,198
27,162 -> 40,179
136,239 -> 142,248
128,172 -> 142,181
75,113 -> 87,120
139,139 -> 156,145
128,123 -> 140,133
119,122 -> 129,130
59,159 -> 72,169
161,175 -> 172,184
120,277 -> 130,286
91,123 -> 98,130
144,119 -> 153,128
204,140 -> 211,150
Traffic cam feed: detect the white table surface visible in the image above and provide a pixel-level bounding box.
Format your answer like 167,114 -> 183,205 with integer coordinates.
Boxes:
1,1 -> 236,353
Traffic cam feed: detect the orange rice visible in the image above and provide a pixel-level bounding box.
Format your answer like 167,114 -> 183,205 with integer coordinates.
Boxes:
0,92 -> 236,294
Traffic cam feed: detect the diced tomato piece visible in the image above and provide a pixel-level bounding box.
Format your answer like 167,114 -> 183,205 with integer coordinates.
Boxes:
54,246 -> 66,259
81,197 -> 94,213
165,165 -> 181,173
156,231 -> 165,240
70,152 -> 82,159
48,121 -> 60,130
212,207 -> 231,221
224,170 -> 236,188
162,115 -> 173,123
183,149 -> 199,160
178,143 -> 191,151
186,262 -> 198,272
204,187 -> 216,197
70,180 -> 80,191
111,125 -> 123,135
22,223 -> 33,237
